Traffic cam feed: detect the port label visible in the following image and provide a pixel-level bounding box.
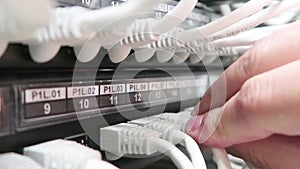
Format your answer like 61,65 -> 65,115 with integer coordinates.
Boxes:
126,83 -> 148,92
67,86 -> 99,98
100,84 -> 126,95
149,82 -> 166,91
25,87 -> 66,103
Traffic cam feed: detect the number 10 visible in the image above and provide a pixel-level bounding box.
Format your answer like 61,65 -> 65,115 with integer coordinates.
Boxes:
82,0 -> 91,5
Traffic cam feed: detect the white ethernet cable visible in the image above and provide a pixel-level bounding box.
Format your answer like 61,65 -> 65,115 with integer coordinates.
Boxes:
155,28 -> 185,63
108,0 -> 198,63
169,45 -> 234,64
132,30 -> 193,63
170,0 -> 300,61
189,53 -> 204,64
150,0 -> 198,34
132,27 -> 185,63
129,117 -> 207,169
228,155 -> 247,169
134,0 -> 274,63
0,153 -> 44,169
179,0 -> 274,44
210,25 -> 287,49
100,123 -> 195,169
184,107 -> 195,112
212,148 -> 232,169
187,46 -> 250,64
27,0 -> 168,63
179,41 -> 252,64
173,51 -> 190,64
0,41 -> 8,58
34,0 -> 170,42
109,0 -> 278,64
28,6 -> 89,63
171,24 -> 280,64
180,25 -> 278,64
264,0 -> 299,26
183,0 -> 299,62
108,18 -> 161,63
0,0 -> 52,58
0,0 -> 52,38
24,139 -> 119,169
218,46 -> 250,56
155,111 -> 235,169
207,0 -> 300,42
153,112 -> 192,132
187,24 -> 286,55
134,27 -> 188,63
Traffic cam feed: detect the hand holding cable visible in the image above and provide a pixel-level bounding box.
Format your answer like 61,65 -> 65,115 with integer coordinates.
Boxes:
188,20 -> 300,169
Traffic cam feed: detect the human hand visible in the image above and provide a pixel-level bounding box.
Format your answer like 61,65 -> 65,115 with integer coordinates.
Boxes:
186,20 -> 300,169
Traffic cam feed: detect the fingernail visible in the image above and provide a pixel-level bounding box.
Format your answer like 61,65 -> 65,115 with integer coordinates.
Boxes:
187,106 -> 225,144
185,115 -> 204,134
191,102 -> 201,116
198,107 -> 224,143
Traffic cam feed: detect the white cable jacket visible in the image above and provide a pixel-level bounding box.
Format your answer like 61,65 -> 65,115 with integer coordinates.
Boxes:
228,155 -> 246,166
212,31 -> 267,48
151,0 -> 198,33
151,138 -> 195,169
157,50 -> 175,63
211,25 -> 287,48
24,139 -> 104,169
79,0 -> 170,32
212,148 -> 232,169
135,48 -> 156,62
129,117 -> 206,169
176,109 -> 234,169
183,136 -> 207,169
0,153 -> 43,169
173,52 -> 190,64
29,43 -> 60,63
101,123 -> 195,169
109,0 -> 197,63
180,0 -> 274,42
84,159 -> 119,169
173,130 -> 207,169
24,0 -> 169,63
0,41 -> 8,57
0,0 -> 52,38
208,0 -> 300,41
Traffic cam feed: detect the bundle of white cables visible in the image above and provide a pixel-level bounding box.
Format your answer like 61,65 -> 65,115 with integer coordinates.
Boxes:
131,0 -> 300,64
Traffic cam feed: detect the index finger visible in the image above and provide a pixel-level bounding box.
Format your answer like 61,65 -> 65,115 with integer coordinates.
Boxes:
193,20 -> 300,116
187,60 -> 300,147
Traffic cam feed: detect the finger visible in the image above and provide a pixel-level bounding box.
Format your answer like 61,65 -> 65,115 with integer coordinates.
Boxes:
192,20 -> 300,116
187,60 -> 300,147
228,135 -> 300,169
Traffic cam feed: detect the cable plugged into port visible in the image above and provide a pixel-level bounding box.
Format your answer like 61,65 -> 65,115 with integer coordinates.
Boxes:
108,0 -> 198,63
100,123 -> 195,169
24,139 -> 119,169
128,117 -> 207,169
100,110 -> 210,169
152,112 -> 191,131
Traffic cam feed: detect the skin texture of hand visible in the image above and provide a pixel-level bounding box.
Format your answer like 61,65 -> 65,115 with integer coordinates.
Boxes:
186,20 -> 300,169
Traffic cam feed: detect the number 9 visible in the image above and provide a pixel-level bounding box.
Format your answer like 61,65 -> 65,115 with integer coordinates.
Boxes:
44,103 -> 51,115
